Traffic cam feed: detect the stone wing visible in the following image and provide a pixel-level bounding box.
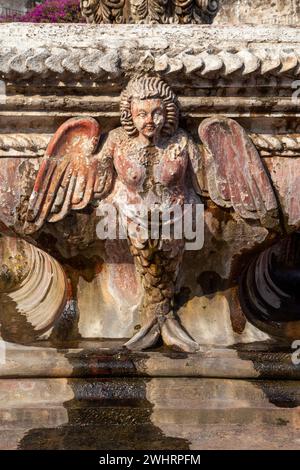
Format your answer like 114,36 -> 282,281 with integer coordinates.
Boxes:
25,117 -> 114,234
198,116 -> 279,228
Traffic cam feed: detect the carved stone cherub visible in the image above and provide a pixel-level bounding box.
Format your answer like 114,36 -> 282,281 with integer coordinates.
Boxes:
0,75 -> 282,351
24,76 -> 203,352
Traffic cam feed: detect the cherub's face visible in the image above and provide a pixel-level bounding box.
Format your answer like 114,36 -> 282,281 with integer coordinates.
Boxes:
131,98 -> 165,141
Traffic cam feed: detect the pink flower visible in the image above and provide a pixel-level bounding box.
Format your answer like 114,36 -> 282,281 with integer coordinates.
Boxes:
1,0 -> 84,23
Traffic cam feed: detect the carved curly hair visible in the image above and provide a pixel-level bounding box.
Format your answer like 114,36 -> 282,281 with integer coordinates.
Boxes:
120,76 -> 179,137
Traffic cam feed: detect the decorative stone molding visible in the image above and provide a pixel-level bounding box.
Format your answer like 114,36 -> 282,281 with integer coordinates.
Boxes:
2,46 -> 300,81
250,134 -> 300,156
80,0 -> 220,24
0,134 -> 51,157
3,132 -> 300,158
2,25 -> 300,84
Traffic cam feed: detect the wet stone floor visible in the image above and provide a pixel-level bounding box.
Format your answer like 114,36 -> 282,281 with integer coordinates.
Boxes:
0,377 -> 300,450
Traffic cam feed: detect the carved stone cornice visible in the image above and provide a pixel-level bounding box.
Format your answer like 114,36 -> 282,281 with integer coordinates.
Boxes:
1,46 -> 300,81
1,24 -> 300,84
80,0 -> 220,24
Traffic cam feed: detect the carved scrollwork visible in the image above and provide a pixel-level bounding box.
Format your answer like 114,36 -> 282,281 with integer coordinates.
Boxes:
239,233 -> 300,340
131,0 -> 168,24
80,0 -> 125,24
80,0 -> 219,23
172,0 -> 194,24
194,0 -> 219,24
172,0 -> 219,24
0,236 -> 67,343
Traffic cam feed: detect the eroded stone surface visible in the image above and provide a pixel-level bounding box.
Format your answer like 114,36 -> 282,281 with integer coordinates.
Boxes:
216,0 -> 300,26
